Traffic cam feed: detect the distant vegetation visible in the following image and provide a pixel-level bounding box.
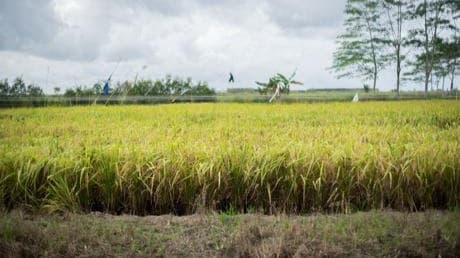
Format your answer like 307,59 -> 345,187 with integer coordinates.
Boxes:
0,75 -> 215,98
226,88 -> 258,94
0,77 -> 44,97
306,88 -> 368,92
64,75 -> 215,97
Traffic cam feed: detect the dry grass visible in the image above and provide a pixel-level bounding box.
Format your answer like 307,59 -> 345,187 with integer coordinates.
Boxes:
0,210 -> 459,257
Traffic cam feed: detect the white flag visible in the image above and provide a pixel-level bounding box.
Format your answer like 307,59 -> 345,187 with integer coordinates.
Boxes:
352,93 -> 359,102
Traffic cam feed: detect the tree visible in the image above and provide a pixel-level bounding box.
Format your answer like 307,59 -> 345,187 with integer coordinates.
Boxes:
0,77 -> 45,97
382,0 -> 410,95
110,76 -> 216,96
63,85 -> 98,97
406,0 -> 453,96
432,49 -> 449,91
64,88 -> 76,97
26,84 -> 44,97
53,87 -> 61,95
92,83 -> 102,95
432,36 -> 460,91
363,84 -> 370,92
10,77 -> 27,96
0,79 -> 9,97
256,71 -> 303,102
330,0 -> 387,91
171,77 -> 192,96
441,37 -> 460,91
186,82 -> 216,95
445,1 -> 460,91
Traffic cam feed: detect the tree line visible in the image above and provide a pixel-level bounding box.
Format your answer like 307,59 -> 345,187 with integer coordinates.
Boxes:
330,0 -> 460,95
0,75 -> 215,97
64,75 -> 215,97
0,77 -> 44,97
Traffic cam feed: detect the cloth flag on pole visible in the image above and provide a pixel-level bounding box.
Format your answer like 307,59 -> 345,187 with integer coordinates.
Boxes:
103,79 -> 110,96
352,93 -> 359,102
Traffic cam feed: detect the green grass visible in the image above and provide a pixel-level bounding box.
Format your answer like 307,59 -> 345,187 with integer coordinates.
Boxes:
1,90 -> 458,107
0,101 -> 459,214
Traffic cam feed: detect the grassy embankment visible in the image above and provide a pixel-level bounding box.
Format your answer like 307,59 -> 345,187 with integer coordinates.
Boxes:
1,210 -> 459,257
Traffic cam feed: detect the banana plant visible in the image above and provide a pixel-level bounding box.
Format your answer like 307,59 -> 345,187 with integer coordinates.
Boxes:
256,70 -> 303,102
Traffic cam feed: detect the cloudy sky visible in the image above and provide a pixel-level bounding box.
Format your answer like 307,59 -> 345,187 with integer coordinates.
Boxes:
0,0 -> 399,93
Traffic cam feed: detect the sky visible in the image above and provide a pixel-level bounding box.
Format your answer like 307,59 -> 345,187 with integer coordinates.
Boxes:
0,0 -> 413,93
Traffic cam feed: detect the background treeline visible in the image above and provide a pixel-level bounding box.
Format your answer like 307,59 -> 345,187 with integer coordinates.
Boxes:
0,75 -> 215,97
0,77 -> 44,97
331,0 -> 460,95
64,75 -> 215,97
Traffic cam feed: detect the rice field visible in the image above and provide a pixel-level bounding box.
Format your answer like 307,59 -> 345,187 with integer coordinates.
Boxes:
0,101 -> 459,215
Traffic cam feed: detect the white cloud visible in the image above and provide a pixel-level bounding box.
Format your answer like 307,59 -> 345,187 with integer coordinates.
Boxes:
0,0 -> 372,93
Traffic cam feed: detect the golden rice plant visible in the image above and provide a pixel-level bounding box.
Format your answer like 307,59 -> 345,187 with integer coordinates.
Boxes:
0,101 -> 459,214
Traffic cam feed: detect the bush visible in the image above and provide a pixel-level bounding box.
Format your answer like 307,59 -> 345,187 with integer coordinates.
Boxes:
363,84 -> 370,93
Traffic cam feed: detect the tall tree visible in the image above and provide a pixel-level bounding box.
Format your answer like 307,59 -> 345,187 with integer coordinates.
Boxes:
432,40 -> 450,91
406,0 -> 453,96
382,0 -> 410,96
442,37 -> 460,91
445,1 -> 460,91
330,0 -> 387,91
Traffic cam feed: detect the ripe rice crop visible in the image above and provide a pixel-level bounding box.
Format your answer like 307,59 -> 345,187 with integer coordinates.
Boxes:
0,101 -> 459,214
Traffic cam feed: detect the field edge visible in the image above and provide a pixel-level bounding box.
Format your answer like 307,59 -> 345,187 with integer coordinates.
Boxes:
1,209 -> 459,257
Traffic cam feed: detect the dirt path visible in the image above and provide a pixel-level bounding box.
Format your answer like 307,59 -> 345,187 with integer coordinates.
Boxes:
1,210 -> 459,257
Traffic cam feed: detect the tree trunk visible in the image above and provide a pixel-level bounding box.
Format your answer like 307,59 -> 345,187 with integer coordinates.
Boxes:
451,59 -> 457,91
373,64 -> 377,92
365,14 -> 378,92
383,2 -> 404,96
425,69 -> 430,96
396,45 -> 401,96
436,77 -> 439,91
423,0 -> 441,97
370,46 -> 377,93
424,0 -> 429,97
396,4 -> 402,97
442,74 -> 445,93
